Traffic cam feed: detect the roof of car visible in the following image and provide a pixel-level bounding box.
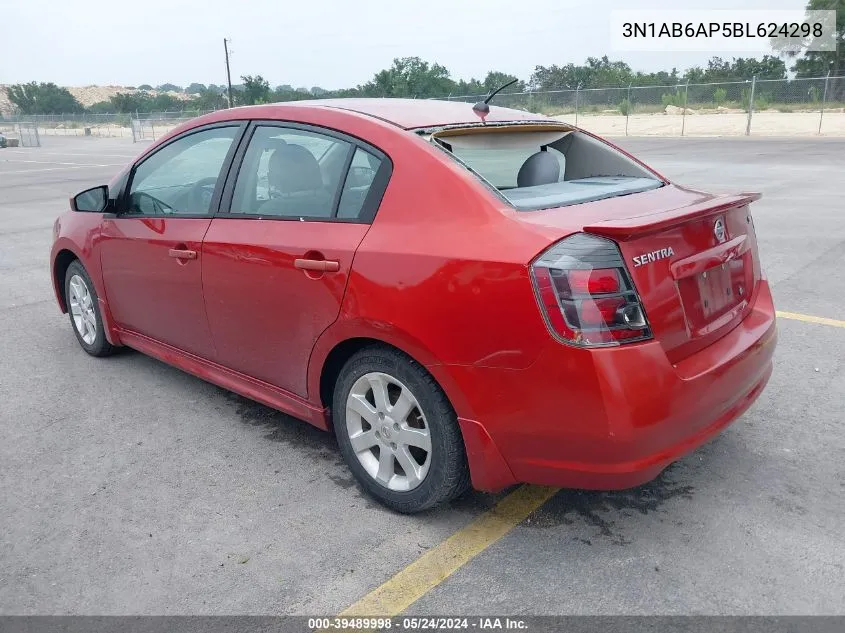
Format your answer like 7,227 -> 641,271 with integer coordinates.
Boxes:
275,98 -> 556,130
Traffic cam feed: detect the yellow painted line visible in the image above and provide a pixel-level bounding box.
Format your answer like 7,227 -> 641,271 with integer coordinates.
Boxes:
777,311 -> 845,329
340,485 -> 558,617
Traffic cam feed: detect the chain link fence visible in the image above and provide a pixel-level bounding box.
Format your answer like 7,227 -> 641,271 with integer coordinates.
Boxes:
446,74 -> 845,136
130,116 -> 198,142
0,121 -> 40,147
2,75 -> 843,140
0,110 -> 214,139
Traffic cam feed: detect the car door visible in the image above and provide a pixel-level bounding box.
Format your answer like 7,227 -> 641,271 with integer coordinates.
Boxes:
201,122 -> 391,398
100,123 -> 244,359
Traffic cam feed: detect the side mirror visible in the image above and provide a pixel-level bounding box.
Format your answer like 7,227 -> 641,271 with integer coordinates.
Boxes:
71,185 -> 109,213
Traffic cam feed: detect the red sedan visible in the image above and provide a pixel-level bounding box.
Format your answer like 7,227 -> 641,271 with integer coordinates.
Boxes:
50,99 -> 777,513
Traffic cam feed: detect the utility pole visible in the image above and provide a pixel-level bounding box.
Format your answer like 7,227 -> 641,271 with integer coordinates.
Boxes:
819,70 -> 831,135
745,75 -> 756,137
223,38 -> 234,108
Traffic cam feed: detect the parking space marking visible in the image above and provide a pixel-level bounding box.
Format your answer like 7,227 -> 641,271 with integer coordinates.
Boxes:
1,159 -> 123,167
335,308 -> 843,620
340,485 -> 558,617
777,311 -> 845,329
3,151 -> 139,158
0,166 -> 97,175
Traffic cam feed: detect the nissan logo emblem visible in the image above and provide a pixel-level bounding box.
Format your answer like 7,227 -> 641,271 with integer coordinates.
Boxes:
714,218 -> 726,243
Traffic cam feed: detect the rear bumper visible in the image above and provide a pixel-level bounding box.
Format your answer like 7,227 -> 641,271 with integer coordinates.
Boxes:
451,281 -> 777,492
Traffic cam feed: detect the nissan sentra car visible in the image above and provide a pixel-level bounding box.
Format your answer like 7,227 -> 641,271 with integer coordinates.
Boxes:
50,99 -> 777,513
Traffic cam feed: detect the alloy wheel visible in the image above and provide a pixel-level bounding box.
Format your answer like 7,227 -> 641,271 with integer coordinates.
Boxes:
345,372 -> 432,491
68,274 -> 97,345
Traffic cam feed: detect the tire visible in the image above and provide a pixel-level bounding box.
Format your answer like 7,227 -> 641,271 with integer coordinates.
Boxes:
332,345 -> 470,513
64,260 -> 115,357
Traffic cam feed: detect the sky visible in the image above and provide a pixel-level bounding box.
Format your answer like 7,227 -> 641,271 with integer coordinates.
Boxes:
0,0 -> 810,89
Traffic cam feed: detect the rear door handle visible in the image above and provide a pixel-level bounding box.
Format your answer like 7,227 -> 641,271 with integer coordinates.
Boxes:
294,258 -> 340,272
168,248 -> 197,260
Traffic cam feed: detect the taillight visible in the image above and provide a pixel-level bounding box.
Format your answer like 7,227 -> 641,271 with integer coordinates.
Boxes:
530,233 -> 652,347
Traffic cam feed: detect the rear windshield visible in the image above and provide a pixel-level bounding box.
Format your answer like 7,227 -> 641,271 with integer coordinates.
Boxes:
432,128 -> 662,211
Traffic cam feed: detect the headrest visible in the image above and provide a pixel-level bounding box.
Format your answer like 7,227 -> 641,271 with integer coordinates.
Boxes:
517,150 -> 561,188
268,144 -> 323,192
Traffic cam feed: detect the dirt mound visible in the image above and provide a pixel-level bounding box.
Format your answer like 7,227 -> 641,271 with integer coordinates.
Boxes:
68,86 -> 194,107
0,84 -> 195,113
0,86 -> 14,116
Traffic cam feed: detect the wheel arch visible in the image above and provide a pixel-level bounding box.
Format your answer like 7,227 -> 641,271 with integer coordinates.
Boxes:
52,247 -> 81,312
310,324 -> 475,425
51,242 -> 122,347
312,330 -> 515,493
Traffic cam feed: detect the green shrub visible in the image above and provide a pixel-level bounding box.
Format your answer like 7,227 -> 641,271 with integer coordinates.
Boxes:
618,98 -> 631,116
661,91 -> 685,107
740,89 -> 771,112
713,87 -> 727,105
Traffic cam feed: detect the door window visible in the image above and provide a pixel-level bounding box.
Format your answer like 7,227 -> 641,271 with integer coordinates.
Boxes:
126,126 -> 239,216
231,126 -> 357,219
337,147 -> 383,219
231,126 -> 352,218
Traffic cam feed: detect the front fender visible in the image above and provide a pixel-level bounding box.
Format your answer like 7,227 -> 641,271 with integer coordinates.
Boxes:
50,214 -> 121,346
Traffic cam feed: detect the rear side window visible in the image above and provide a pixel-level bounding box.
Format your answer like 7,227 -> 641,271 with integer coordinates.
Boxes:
338,148 -> 383,219
231,126 -> 352,218
228,125 -> 390,222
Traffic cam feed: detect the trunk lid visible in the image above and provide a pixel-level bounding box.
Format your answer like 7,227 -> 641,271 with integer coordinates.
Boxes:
519,184 -> 763,362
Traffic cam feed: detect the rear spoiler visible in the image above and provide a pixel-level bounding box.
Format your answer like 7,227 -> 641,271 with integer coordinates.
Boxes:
584,192 -> 762,241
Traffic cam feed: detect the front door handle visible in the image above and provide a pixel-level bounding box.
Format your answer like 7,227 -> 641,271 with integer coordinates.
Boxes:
294,258 -> 340,272
168,248 -> 197,260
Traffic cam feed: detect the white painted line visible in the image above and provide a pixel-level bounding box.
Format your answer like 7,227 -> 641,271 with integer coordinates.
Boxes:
0,166 -> 101,174
3,151 -> 138,159
0,159 -> 123,167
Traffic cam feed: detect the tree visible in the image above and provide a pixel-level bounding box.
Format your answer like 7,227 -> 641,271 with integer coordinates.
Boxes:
7,82 -> 83,114
530,57 -> 633,90
685,55 -> 787,82
733,55 -> 787,79
483,71 -> 525,93
240,75 -> 271,105
454,77 -> 485,95
108,92 -> 153,112
184,83 -> 207,95
156,83 -> 182,93
790,0 -> 844,79
87,100 -> 115,114
192,87 -> 228,110
271,85 -> 309,102
137,84 -> 153,90
361,57 -> 454,98
151,94 -> 182,111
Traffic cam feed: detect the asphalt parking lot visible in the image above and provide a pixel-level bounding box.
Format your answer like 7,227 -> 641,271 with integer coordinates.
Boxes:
1,135 -> 843,616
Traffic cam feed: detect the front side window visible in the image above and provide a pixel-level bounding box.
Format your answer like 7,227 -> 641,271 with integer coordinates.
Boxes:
126,126 -> 239,216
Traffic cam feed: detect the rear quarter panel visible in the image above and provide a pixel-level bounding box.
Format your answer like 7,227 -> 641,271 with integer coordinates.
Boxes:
307,124 -> 567,417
